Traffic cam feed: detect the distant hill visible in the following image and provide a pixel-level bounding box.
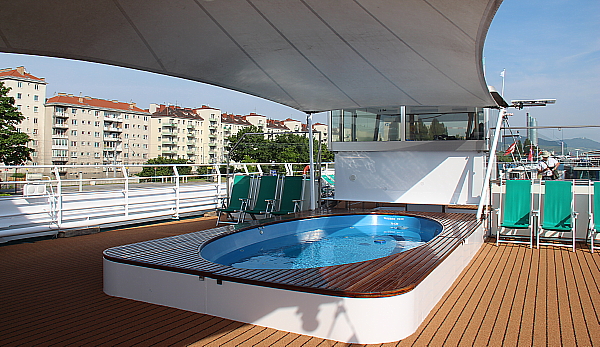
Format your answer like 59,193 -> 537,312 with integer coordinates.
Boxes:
501,136 -> 600,155
538,137 -> 600,154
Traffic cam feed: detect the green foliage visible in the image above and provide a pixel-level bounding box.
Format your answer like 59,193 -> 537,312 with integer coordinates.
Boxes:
137,157 -> 192,177
225,126 -> 334,167
0,82 -> 33,165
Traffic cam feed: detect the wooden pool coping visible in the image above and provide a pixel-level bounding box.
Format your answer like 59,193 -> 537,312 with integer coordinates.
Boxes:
103,210 -> 481,298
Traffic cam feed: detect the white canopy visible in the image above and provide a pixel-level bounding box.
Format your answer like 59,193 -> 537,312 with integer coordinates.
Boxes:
0,0 -> 501,112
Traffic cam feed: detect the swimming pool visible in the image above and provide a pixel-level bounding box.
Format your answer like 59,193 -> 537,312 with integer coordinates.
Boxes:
201,214 -> 442,269
104,211 -> 484,343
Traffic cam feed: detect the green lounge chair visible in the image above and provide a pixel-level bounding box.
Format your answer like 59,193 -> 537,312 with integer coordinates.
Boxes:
272,176 -> 304,216
241,175 -> 280,220
537,180 -> 577,251
216,175 -> 253,225
496,180 -> 534,247
589,182 -> 600,253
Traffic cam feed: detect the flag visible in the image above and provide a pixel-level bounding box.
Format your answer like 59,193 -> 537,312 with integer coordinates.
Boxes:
504,142 -> 517,156
500,69 -> 505,77
527,147 -> 533,162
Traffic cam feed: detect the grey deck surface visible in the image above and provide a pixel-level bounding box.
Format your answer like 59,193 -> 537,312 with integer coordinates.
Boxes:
1,215 -> 599,346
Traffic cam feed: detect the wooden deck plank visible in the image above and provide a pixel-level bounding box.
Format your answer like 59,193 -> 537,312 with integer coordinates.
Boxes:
2,214 -> 600,347
455,242 -> 519,346
400,236 -> 500,346
575,250 -> 600,343
517,243 -> 538,346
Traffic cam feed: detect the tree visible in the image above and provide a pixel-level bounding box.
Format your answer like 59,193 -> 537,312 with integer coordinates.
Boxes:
225,126 -> 334,170
225,125 -> 273,163
0,82 -> 33,165
137,157 -> 192,178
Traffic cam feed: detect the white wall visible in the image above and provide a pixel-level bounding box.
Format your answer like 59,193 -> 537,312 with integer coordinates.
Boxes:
334,150 -> 485,205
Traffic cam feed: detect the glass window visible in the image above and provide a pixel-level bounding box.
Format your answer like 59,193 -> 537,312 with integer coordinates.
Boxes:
405,107 -> 484,141
331,106 -> 484,142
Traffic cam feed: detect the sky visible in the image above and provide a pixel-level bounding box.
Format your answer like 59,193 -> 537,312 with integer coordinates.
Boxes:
483,0 -> 599,142
0,0 -> 598,141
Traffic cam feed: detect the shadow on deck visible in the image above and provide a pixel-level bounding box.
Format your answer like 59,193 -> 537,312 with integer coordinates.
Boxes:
1,215 -> 599,346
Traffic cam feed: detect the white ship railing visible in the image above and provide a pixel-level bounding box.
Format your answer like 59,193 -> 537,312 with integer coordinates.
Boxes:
0,162 -> 334,243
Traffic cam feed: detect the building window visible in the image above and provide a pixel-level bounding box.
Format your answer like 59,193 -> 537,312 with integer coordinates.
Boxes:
33,129 -> 38,135
71,108 -> 77,114
17,105 -> 21,111
71,152 -> 78,158
71,130 -> 77,136
17,82 -> 22,88
33,106 -> 38,113
94,142 -> 100,147
124,124 -> 129,129
94,132 -> 99,137
72,119 -> 77,125
17,93 -> 22,99
71,141 -> 77,146
34,95 -> 39,101
34,84 -> 39,90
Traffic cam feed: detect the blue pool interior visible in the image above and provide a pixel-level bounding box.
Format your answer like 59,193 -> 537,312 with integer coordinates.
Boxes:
200,214 -> 443,269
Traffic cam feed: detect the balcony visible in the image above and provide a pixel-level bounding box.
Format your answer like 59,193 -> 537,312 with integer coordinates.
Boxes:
53,112 -> 69,118
162,122 -> 177,127
103,127 -> 123,132
52,134 -> 68,139
52,123 -> 69,129
51,145 -> 68,150
186,124 -> 195,129
186,133 -> 195,138
208,142 -> 217,147
161,150 -> 177,155
104,116 -> 123,122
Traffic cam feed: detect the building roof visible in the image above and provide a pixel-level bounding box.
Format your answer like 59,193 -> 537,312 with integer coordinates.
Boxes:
221,113 -> 252,126
46,93 -> 148,113
266,119 -> 290,130
0,66 -> 46,83
0,1 -> 501,112
151,104 -> 203,120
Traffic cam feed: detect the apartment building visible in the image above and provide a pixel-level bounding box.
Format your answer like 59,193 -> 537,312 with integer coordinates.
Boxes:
44,94 -> 151,174
1,66 -> 328,172
149,104 -> 223,164
0,66 -> 47,165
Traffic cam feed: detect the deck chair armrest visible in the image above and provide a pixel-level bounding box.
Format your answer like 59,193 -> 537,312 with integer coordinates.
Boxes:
265,199 -> 276,213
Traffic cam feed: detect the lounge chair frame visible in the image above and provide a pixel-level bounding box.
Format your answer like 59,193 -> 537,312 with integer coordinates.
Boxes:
537,180 -> 578,252
216,175 -> 255,225
496,179 -> 535,248
589,181 -> 599,253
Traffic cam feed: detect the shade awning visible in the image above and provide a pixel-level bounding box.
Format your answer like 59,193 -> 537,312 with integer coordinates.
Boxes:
0,0 -> 502,112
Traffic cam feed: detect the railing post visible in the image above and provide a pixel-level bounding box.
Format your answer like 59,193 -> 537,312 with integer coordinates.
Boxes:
173,165 -> 180,219
53,166 -> 63,227
122,165 -> 129,216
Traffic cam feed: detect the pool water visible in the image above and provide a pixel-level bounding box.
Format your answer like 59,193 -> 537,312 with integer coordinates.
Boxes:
201,214 -> 442,269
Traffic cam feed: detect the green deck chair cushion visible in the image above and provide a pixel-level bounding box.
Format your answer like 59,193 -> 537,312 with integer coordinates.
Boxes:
272,176 -> 304,215
501,180 -> 532,229
542,180 -> 573,231
218,175 -> 251,212
245,175 -> 278,214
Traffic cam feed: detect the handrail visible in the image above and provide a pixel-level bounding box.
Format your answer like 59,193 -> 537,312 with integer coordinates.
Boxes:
477,108 -> 507,221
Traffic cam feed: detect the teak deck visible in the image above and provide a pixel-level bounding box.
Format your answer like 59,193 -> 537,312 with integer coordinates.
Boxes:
2,212 -> 599,346
103,211 -> 480,298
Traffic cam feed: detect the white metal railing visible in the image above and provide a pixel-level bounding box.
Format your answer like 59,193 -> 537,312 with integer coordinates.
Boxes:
0,162 -> 334,243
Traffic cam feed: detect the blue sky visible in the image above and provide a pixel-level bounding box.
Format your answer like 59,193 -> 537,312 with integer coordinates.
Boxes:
1,0 -> 598,141
484,0 -> 599,142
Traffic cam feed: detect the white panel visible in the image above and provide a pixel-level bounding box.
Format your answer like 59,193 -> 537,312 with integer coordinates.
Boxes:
335,151 -> 485,204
